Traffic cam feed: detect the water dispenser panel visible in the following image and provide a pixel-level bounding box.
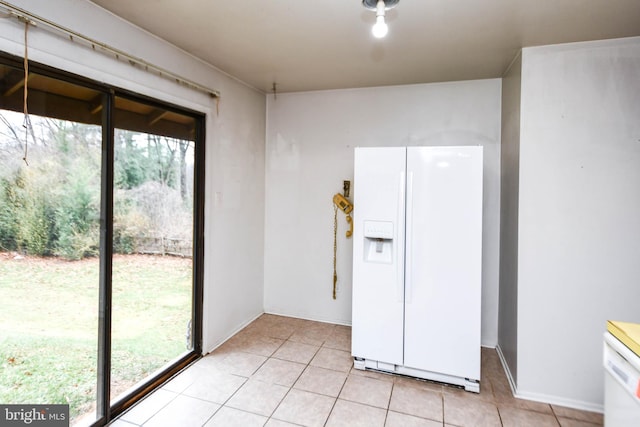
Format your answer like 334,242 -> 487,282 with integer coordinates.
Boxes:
363,221 -> 394,263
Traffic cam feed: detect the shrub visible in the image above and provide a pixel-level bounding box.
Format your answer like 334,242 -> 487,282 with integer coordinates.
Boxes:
0,178 -> 18,251
0,168 -> 56,256
54,161 -> 100,260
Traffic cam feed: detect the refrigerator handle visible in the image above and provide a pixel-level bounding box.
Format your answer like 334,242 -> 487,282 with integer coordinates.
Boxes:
397,171 -> 406,303
405,171 -> 413,304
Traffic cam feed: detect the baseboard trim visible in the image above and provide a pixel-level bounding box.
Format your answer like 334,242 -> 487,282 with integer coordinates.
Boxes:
495,344 -> 518,395
494,344 -> 604,414
203,311 -> 263,354
516,389 -> 604,414
263,309 -> 351,327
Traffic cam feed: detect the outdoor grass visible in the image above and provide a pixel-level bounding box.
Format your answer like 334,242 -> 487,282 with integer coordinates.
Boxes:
0,253 -> 192,423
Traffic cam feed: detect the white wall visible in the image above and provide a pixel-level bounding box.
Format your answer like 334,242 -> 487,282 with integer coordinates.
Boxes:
0,0 -> 267,353
264,80 -> 502,346
516,37 -> 640,410
498,52 -> 522,384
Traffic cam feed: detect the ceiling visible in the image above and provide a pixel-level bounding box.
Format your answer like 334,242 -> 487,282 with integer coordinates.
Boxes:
88,0 -> 640,94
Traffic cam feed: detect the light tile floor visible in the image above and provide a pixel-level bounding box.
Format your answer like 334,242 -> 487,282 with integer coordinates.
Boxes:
109,314 -> 604,427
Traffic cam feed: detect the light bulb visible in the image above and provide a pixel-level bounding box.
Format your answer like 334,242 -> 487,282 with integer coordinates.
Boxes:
372,0 -> 389,38
372,15 -> 388,38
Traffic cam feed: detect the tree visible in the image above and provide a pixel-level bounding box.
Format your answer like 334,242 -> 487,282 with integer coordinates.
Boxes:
179,140 -> 189,202
115,130 -> 148,190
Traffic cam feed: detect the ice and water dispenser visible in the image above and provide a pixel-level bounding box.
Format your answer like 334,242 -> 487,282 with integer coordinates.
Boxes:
363,220 -> 394,263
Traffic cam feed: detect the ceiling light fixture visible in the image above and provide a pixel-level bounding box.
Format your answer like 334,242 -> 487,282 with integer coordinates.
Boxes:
363,0 -> 399,39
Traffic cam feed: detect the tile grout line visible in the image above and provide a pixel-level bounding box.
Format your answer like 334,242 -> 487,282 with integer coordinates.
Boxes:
126,386 -> 180,426
263,327 -> 327,426
385,381 -> 396,427
322,344 -> 349,427
197,331 -> 288,426
441,385 -> 445,427
268,334 -> 316,420
549,405 -> 562,426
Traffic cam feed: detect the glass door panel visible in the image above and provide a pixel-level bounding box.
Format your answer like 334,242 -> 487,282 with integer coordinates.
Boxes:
0,64 -> 103,425
110,96 -> 196,402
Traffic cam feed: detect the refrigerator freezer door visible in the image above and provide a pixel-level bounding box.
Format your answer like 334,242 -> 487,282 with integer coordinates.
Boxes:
403,146 -> 483,381
352,147 -> 406,366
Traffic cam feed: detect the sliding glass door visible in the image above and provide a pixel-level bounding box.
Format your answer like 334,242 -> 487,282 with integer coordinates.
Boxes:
0,55 -> 204,426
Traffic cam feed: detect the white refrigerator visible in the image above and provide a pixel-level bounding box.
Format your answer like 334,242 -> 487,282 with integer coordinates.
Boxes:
351,146 -> 483,392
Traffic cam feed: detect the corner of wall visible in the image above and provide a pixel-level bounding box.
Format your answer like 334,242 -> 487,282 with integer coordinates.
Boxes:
497,50 -> 522,385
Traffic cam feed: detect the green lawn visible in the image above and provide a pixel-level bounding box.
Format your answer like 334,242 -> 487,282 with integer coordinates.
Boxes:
0,253 -> 192,423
